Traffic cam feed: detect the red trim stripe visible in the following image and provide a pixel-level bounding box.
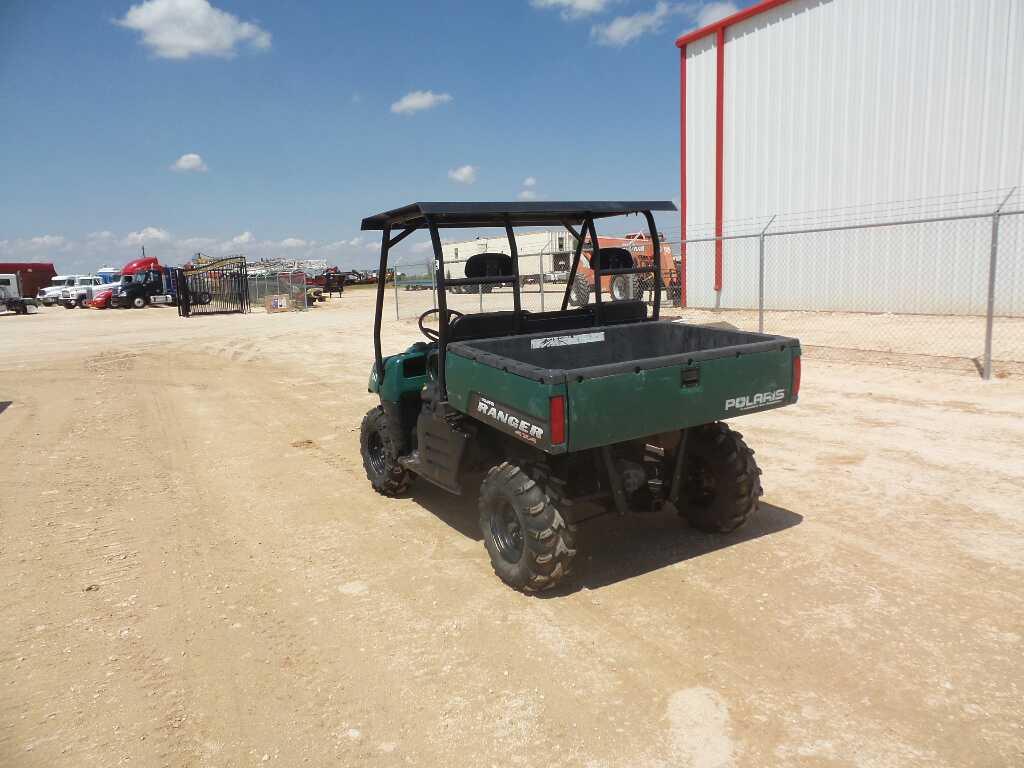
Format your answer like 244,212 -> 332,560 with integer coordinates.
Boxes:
679,46 -> 688,307
675,0 -> 793,48
714,27 -> 725,292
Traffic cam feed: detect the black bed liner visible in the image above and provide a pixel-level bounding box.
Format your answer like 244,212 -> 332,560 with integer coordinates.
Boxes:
447,321 -> 799,383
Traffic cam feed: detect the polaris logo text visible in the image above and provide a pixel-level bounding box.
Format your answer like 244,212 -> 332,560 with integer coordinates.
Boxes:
476,397 -> 544,442
725,389 -> 786,412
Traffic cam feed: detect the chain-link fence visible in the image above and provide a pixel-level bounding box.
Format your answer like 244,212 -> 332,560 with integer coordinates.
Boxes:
388,204 -> 1023,378
247,272 -> 311,311
677,207 -> 1023,377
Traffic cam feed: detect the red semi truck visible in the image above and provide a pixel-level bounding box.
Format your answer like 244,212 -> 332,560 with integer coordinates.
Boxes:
109,256 -> 184,308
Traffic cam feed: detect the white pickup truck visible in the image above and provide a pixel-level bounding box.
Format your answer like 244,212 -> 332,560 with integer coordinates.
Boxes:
0,273 -> 41,314
58,275 -> 105,309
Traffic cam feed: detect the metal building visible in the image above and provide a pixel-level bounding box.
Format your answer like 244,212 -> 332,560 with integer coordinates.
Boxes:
439,231 -> 575,280
677,0 -> 1024,311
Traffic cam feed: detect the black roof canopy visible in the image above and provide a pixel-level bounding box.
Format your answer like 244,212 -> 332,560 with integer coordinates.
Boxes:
360,200 -> 677,231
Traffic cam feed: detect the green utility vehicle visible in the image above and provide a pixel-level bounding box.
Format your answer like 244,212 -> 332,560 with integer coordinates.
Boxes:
360,202 -> 801,592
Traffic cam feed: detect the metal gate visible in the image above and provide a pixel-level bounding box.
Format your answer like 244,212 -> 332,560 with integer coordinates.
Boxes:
175,256 -> 250,317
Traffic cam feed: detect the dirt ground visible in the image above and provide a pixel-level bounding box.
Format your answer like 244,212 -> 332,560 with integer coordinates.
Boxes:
2,290 -> 1023,767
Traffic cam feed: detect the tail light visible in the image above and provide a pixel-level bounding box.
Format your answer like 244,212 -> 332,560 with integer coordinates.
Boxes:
792,355 -> 802,400
549,395 -> 565,445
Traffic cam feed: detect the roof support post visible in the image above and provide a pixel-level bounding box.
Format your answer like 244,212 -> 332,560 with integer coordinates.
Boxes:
587,217 -> 602,324
643,210 -> 662,320
426,217 -> 449,399
503,216 -> 522,326
560,219 -> 589,311
373,225 -> 391,382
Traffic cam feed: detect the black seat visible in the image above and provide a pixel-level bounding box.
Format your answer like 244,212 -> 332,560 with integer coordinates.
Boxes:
520,306 -> 595,335
448,311 -> 519,342
595,299 -> 647,324
465,252 -> 514,278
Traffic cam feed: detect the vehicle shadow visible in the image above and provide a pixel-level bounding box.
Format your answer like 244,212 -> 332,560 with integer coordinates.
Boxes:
410,479 -> 803,594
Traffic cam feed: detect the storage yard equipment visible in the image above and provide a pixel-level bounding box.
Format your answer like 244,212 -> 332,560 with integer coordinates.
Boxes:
0,272 -> 41,314
359,201 -> 802,592
0,262 -> 56,306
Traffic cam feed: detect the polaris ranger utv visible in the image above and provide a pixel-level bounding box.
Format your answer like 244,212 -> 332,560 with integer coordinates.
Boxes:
360,202 -> 801,592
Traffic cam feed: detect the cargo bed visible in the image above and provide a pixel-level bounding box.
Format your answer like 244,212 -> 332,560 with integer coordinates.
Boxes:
447,321 -> 801,452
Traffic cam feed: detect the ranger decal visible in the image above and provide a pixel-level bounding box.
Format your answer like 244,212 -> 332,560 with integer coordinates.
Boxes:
468,393 -> 550,449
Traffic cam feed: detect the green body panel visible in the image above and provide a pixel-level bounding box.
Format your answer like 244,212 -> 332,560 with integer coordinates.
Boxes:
566,346 -> 798,451
446,351 -> 568,452
368,343 -> 431,402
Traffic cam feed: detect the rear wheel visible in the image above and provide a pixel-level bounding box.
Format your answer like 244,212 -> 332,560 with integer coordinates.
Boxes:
360,406 -> 412,496
681,423 -> 762,533
479,462 -> 576,593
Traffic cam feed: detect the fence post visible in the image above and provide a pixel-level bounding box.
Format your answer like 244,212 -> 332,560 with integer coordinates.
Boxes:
983,189 -> 1016,380
539,260 -> 545,312
429,258 -> 437,311
983,214 -> 1000,380
758,214 -> 776,334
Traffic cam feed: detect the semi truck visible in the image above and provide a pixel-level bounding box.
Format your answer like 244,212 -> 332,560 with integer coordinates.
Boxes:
109,256 -> 178,308
0,272 -> 41,314
0,262 -> 56,308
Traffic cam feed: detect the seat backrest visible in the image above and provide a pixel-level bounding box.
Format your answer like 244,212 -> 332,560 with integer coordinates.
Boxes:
520,305 -> 595,335
593,247 -> 634,271
465,252 -> 514,278
595,299 -> 647,325
447,311 -> 519,342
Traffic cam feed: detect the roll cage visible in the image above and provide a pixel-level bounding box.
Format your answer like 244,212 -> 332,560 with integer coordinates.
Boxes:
361,200 -> 677,397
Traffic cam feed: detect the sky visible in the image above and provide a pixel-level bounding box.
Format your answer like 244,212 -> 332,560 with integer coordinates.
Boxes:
0,0 -> 748,273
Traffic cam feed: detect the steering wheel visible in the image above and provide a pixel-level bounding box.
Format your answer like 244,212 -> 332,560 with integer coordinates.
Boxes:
418,308 -> 464,342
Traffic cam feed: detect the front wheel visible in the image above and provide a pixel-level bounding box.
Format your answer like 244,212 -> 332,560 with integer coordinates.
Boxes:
360,406 -> 412,496
681,423 -> 762,533
479,462 -> 576,593
131,296 -> 147,309
567,275 -> 590,307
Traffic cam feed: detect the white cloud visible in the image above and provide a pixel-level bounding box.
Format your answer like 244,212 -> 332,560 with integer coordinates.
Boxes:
531,0 -> 614,20
171,153 -> 208,173
279,237 -> 308,248
87,230 -> 116,241
523,176 -> 537,187
696,1 -> 737,27
448,165 -> 478,184
592,1 -> 673,46
115,0 -> 271,60
390,90 -> 453,115
517,189 -> 538,200
122,227 -> 171,246
230,231 -> 255,245
26,234 -> 67,249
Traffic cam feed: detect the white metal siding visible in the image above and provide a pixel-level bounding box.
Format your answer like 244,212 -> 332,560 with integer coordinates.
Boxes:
683,0 -> 1024,313
440,231 -> 572,279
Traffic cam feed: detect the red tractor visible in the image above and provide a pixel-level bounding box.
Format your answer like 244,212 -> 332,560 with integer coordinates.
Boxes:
568,232 -> 681,306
